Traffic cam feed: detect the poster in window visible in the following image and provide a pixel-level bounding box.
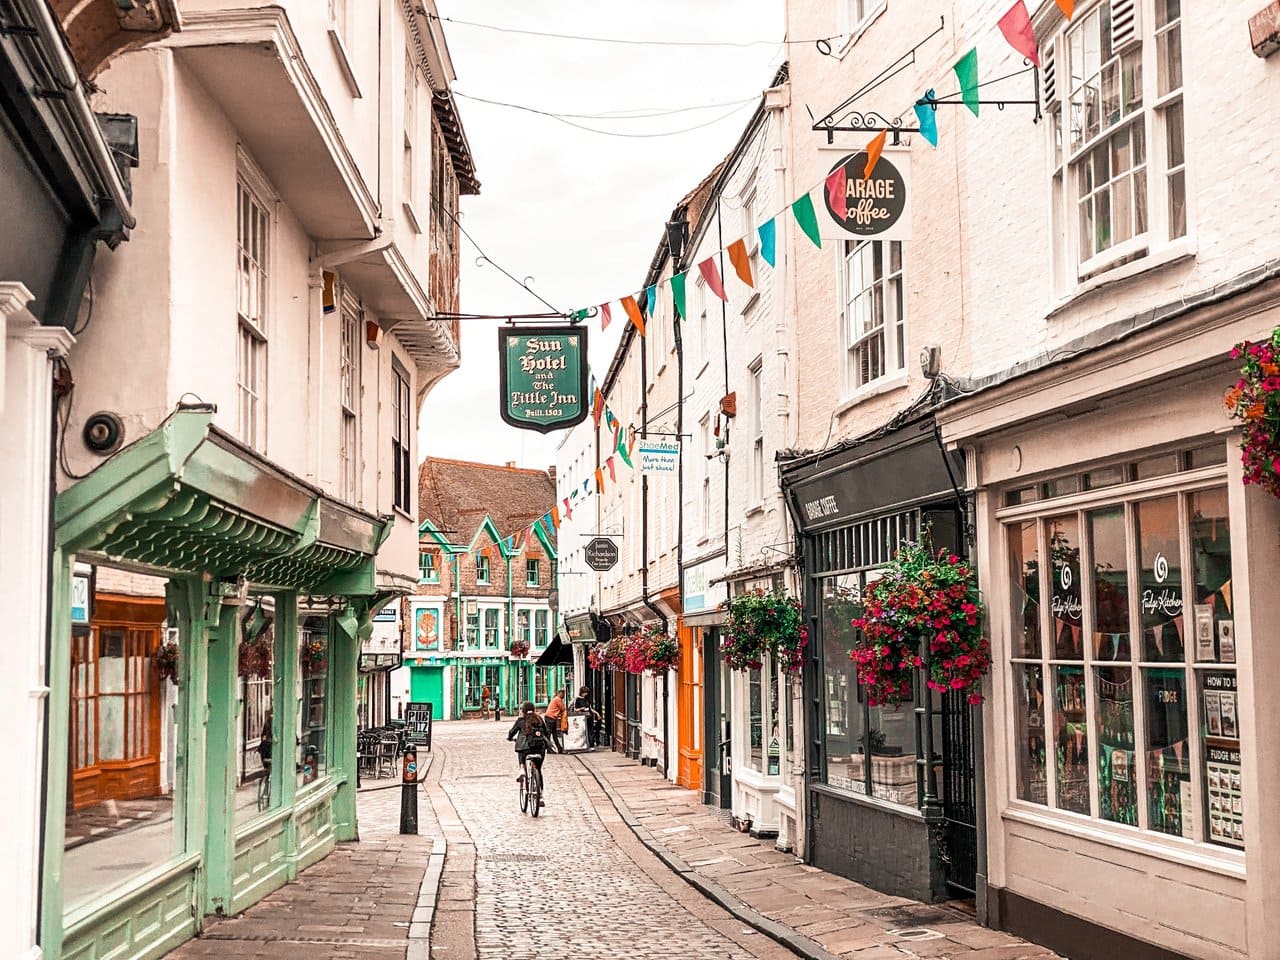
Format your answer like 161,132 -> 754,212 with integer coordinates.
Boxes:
1220,693 -> 1238,739
1204,691 -> 1222,737
1193,604 -> 1215,661
1218,620 -> 1236,663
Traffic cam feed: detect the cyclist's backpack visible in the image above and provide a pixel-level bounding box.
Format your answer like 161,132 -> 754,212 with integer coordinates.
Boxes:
526,717 -> 548,749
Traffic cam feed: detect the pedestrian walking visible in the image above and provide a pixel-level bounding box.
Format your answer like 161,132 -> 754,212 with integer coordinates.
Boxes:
572,686 -> 601,747
544,689 -> 567,753
480,684 -> 491,720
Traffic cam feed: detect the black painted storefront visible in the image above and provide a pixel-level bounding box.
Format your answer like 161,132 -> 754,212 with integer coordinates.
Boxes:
780,414 -> 981,904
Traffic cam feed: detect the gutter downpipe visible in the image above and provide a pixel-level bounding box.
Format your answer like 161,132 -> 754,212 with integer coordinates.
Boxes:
638,310 -> 667,765
667,213 -> 689,784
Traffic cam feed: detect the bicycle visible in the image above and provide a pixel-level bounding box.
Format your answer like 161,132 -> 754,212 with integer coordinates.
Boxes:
517,754 -> 543,817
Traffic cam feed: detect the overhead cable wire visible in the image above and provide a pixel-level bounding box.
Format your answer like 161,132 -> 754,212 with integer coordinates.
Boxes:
430,13 -> 835,49
453,90 -> 760,121
456,93 -> 758,138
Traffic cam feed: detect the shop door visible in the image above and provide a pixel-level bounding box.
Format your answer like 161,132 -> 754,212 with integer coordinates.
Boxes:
612,670 -> 627,753
676,623 -> 702,789
702,628 -> 732,808
69,624 -> 162,810
941,690 -> 978,895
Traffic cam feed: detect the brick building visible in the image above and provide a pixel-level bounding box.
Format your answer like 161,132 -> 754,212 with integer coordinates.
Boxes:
398,458 -> 562,720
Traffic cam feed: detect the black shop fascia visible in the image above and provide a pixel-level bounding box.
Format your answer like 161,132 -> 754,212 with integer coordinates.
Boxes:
778,410 -> 981,905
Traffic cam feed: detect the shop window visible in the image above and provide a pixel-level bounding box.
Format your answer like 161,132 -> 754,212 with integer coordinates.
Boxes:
464,665 -> 499,709
749,668 -> 763,770
63,583 -> 181,914
299,617 -> 328,788
535,666 -> 551,704
236,602 -> 281,826
1001,472 -> 1242,849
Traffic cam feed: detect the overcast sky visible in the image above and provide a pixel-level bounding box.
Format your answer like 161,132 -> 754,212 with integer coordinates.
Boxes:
419,1 -> 785,471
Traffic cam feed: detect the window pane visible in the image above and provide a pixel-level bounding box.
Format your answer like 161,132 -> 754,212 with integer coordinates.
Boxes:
1158,24 -> 1182,96
749,668 -> 763,769
1165,99 -> 1185,168
299,617 -> 328,788
867,698 -> 919,806
1168,169 -> 1186,240
1090,507 -> 1130,661
1048,516 -> 1083,659
1190,488 -> 1233,663
821,576 -> 866,794
1136,497 -> 1183,662
1054,665 -> 1090,814
1095,666 -> 1136,825
1009,521 -> 1042,658
1145,668 -> 1193,837
1013,664 -> 1048,804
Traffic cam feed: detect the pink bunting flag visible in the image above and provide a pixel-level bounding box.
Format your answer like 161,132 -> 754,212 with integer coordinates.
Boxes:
600,302 -> 612,330
825,166 -> 847,221
998,0 -> 1040,66
562,496 -> 573,521
698,257 -> 728,302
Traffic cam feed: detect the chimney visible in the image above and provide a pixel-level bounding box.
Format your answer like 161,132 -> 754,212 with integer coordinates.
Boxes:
505,460 -> 516,468
548,466 -> 557,483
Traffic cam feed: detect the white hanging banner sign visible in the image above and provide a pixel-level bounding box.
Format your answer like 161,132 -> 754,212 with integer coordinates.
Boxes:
819,149 -> 912,242
638,439 -> 680,475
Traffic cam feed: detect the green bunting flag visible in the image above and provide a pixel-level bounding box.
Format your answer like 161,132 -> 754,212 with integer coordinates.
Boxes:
671,271 -> 688,319
954,47 -> 980,117
616,428 -> 633,467
792,192 -> 822,249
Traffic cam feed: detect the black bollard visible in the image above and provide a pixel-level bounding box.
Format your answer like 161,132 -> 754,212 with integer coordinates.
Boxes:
399,744 -> 419,835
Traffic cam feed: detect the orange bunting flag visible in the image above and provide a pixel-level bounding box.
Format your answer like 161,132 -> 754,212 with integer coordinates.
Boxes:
621,295 -> 646,336
594,467 -> 605,493
863,130 -> 887,181
550,506 -> 561,530
1055,0 -> 1074,17
727,239 -> 754,288
592,388 -> 605,428
600,302 -> 612,330
698,257 -> 728,302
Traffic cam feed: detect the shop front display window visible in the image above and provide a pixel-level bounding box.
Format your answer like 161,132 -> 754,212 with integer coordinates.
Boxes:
63,573 -> 183,913
749,668 -> 763,770
465,665 -> 500,709
299,617 -> 328,788
1001,459 -> 1243,850
236,601 -> 280,824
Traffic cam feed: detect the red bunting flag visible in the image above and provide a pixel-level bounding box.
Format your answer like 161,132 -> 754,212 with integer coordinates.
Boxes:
825,166 -> 847,220
698,257 -> 728,302
1055,0 -> 1074,17
621,295 -> 646,336
863,130 -> 887,181
562,497 -> 573,521
605,456 -> 616,481
998,0 -> 1039,65
727,239 -> 754,288
600,302 -> 612,330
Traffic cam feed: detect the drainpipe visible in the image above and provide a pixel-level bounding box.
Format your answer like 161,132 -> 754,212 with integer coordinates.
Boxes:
638,301 -> 667,766
665,213 -> 688,782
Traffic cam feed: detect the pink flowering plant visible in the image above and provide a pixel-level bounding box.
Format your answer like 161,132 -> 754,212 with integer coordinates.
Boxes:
637,625 -> 679,674
1225,328 -> 1280,499
509,638 -> 531,659
237,628 -> 273,680
155,639 -> 180,686
850,537 -> 989,707
588,636 -> 626,671
721,590 -> 807,674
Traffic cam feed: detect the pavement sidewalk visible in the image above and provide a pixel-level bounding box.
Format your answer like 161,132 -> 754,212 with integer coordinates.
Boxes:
167,782 -> 444,959
580,750 -> 1062,960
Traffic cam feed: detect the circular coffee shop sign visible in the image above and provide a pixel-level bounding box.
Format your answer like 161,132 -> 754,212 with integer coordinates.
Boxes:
824,152 -> 907,237
498,324 -> 589,433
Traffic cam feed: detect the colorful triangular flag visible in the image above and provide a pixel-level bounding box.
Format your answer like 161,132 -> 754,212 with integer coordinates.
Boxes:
727,239 -> 753,288
758,218 -> 777,266
698,257 -> 728,302
561,497 -> 573,521
954,48 -> 980,117
605,456 -> 616,481
863,130 -> 887,181
913,92 -> 939,147
792,193 -> 821,248
825,166 -> 847,221
600,302 -> 612,330
595,467 -> 604,492
998,1 -> 1039,66
592,388 -> 605,428
644,284 -> 657,317
1055,0 -> 1074,18
616,430 -> 634,468
621,295 -> 646,336
671,271 -> 688,319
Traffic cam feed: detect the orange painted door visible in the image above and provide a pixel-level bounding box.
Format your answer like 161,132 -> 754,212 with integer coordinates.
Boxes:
676,621 -> 703,790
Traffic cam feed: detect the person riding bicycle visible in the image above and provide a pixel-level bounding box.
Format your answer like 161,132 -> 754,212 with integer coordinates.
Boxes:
506,701 -> 549,788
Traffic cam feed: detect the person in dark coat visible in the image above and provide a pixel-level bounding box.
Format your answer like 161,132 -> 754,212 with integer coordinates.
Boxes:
506,701 -> 549,788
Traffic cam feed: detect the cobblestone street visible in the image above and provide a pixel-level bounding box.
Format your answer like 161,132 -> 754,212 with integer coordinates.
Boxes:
432,720 -> 791,960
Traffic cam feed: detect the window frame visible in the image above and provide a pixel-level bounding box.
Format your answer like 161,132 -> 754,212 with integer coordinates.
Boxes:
391,361 -> 412,513
998,454 -> 1243,859
525,558 -> 539,587
418,548 -> 439,584
339,288 -> 361,503
235,163 -> 273,452
748,358 -> 764,507
482,606 -> 501,650
838,239 -> 905,396
475,554 -> 491,585
533,609 -> 549,648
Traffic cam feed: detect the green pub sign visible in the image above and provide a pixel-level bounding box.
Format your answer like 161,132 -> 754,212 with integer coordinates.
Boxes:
498,324 -> 589,433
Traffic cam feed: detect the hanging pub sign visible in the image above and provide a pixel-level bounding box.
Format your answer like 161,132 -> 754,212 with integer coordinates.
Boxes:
498,324 -> 589,433
819,149 -> 911,242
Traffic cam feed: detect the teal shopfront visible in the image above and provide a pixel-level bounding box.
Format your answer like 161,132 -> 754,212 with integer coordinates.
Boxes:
45,411 -> 394,960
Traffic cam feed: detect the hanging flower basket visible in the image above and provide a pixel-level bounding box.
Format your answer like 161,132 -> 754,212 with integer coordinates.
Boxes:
510,638 -> 531,659
1225,328 -> 1280,499
155,639 -> 180,686
626,625 -> 678,674
238,627 -> 274,680
588,636 -> 626,671
301,634 -> 327,675
721,589 -> 807,673
850,538 -> 989,707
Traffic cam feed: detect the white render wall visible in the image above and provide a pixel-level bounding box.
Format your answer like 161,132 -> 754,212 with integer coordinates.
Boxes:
556,416 -> 599,624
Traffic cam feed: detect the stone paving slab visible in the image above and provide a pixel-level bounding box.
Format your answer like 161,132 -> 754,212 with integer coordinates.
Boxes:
581,751 -> 1065,960
167,784 -> 444,960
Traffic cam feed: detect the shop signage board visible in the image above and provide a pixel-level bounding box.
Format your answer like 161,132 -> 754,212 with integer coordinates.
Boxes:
819,150 -> 911,242
372,604 -> 398,623
405,701 -> 433,751
71,572 -> 91,625
498,324 -> 589,433
584,537 -> 619,572
638,439 -> 680,475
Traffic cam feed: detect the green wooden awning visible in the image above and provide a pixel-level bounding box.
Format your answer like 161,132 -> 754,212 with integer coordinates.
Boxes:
55,410 -> 391,595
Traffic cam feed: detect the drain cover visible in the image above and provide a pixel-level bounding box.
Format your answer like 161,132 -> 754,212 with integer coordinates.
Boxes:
484,853 -> 550,862
887,928 -> 945,942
